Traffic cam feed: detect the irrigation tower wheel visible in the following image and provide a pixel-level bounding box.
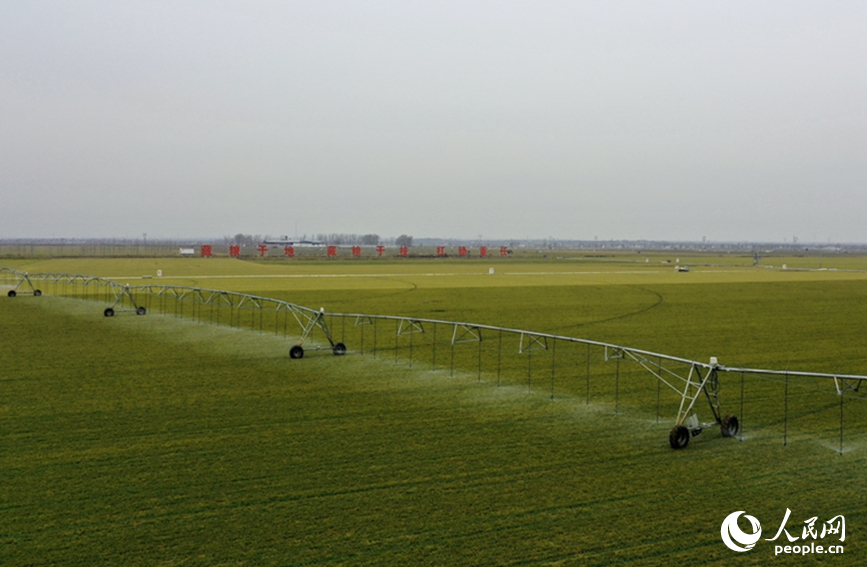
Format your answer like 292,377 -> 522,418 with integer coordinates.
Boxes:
33,289 -> 42,296
104,307 -> 115,317
332,342 -> 347,356
289,345 -> 304,359
7,290 -> 16,297
721,414 -> 739,438
669,425 -> 690,449
136,307 -> 147,315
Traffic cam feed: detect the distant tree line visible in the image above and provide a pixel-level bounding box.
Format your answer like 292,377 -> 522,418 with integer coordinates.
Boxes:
223,234 -> 263,247
314,234 -> 381,245
394,234 -> 413,247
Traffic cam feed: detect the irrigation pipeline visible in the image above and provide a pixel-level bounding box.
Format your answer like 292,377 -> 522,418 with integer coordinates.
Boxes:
3,266 -> 867,396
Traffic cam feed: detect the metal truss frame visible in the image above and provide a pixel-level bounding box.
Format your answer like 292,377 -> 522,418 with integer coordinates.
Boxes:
104,284 -> 146,317
132,283 -> 343,358
4,267 -> 866,449
0,267 -> 42,297
331,311 -> 867,448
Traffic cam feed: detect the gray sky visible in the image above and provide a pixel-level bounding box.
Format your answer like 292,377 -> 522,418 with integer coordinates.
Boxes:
2,1 -> 865,242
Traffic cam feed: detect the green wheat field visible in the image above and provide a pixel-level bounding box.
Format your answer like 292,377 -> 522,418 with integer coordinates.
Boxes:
2,253 -> 866,565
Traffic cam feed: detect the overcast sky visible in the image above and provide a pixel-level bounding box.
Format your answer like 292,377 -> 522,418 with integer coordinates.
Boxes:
1,1 -> 864,242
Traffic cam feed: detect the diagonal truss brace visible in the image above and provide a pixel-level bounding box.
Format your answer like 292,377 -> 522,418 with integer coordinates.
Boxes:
622,350 -> 724,428
297,308 -> 335,347
519,332 -> 547,353
673,364 -> 722,427
604,346 -> 625,361
834,377 -> 862,395
452,324 -> 481,345
108,284 -> 144,312
397,319 -> 425,336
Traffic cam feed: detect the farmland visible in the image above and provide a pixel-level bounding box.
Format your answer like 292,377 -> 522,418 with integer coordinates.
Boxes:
2,255 -> 866,565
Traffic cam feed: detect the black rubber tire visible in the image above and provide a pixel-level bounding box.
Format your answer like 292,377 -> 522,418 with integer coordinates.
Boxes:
289,345 -> 304,359
104,307 -> 115,317
7,290 -> 16,297
332,342 -> 347,356
721,414 -> 739,438
33,289 -> 42,296
136,307 -> 147,315
669,425 -> 690,449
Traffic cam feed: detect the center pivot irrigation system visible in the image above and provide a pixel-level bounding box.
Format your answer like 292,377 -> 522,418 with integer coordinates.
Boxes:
3,267 -> 865,450
1,268 -> 348,358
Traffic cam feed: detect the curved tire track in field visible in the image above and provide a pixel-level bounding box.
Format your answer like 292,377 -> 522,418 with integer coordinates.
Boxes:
322,277 -> 419,308
554,286 -> 664,333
